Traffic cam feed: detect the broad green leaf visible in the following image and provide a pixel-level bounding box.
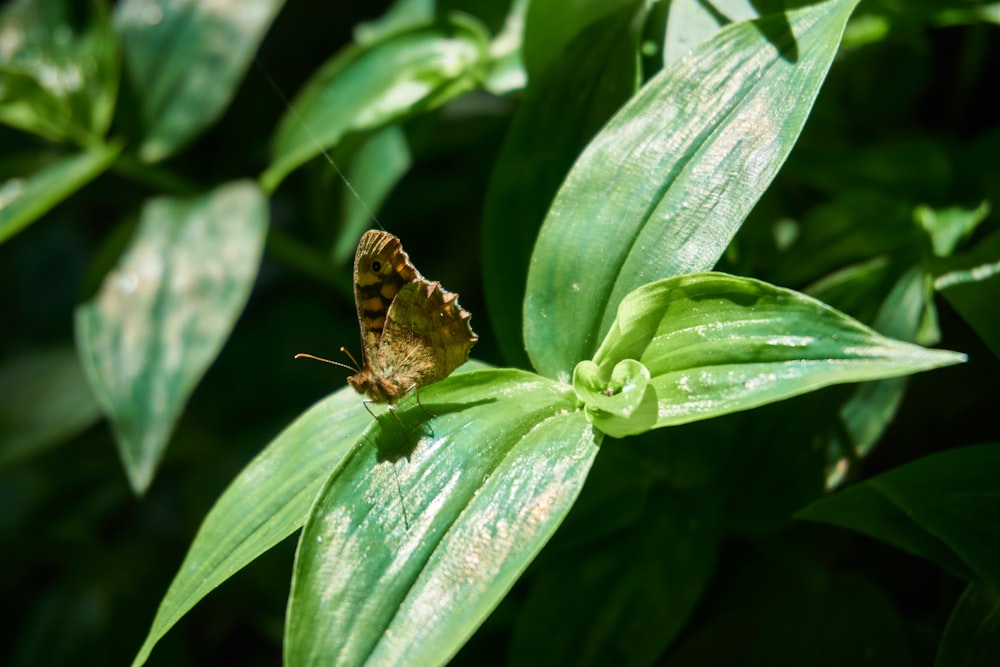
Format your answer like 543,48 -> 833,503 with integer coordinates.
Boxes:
796,444 -> 1000,591
0,347 -> 102,471
331,125 -> 411,266
663,0 -> 762,66
482,2 -> 641,368
130,387 -> 371,667
262,15 -> 490,192
580,273 -> 965,432
934,230 -> 1000,358
75,181 -> 268,494
0,143 -> 121,245
937,583 -> 1000,667
0,0 -> 119,143
286,369 -> 600,666
132,360 -> 489,667
524,0 -> 861,380
115,0 -> 286,162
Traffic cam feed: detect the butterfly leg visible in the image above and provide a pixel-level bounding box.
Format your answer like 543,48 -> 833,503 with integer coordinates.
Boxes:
410,385 -> 436,418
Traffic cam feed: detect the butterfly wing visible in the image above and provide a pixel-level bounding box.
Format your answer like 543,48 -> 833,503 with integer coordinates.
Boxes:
374,279 -> 478,397
352,230 -> 422,369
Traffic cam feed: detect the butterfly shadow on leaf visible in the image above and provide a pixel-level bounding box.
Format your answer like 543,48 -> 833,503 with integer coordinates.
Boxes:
366,395 -> 497,464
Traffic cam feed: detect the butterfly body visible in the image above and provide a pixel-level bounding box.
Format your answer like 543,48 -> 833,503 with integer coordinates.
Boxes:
348,230 -> 477,404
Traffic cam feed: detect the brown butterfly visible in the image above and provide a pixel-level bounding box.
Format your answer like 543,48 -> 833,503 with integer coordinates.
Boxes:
297,230 -> 478,406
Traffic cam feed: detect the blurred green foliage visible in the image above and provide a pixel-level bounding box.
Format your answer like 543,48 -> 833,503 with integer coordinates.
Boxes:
1,0 -> 998,665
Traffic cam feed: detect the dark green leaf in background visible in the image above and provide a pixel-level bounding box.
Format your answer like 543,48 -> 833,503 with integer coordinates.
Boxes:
285,369 -> 600,666
934,230 -> 1000,359
115,0 -> 286,162
331,125 -> 411,266
797,444 -> 1000,592
75,180 -> 268,493
262,14 -> 491,192
818,266 -> 932,483
936,583 -> 1000,667
0,346 -> 102,471
482,0 -> 643,368
0,143 -> 121,245
509,484 -> 719,667
525,0 -> 861,380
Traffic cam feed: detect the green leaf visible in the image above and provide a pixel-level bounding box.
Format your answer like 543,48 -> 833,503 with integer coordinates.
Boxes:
0,143 -> 121,245
521,0 -> 632,78
772,190 -> 916,287
524,0 -> 861,380
130,386 -> 371,667
75,181 -> 268,494
482,1 -> 641,368
285,369 -> 600,666
573,359 -> 656,438
262,14 -> 490,193
483,0 -> 528,95
937,583 -> 1000,667
115,0 -> 286,162
0,347 -> 102,472
914,200 -> 991,257
0,0 -> 119,143
934,230 -> 1000,358
663,0 -> 762,67
821,266 -> 933,483
353,0 -> 434,44
583,273 -> 965,431
797,444 -> 1000,591
331,125 -> 411,266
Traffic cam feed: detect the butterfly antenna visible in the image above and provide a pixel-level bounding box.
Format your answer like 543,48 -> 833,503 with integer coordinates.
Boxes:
252,58 -> 384,231
339,346 -> 363,370
293,352 -> 356,373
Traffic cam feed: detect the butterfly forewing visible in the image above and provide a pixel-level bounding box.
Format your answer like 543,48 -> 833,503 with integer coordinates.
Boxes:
353,230 -> 423,369
348,230 -> 477,404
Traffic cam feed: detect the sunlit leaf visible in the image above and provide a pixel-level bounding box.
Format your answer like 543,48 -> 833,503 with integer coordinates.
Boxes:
0,143 -> 121,245
482,1 -> 641,368
662,0 -> 762,66
75,181 -> 268,493
525,0 -> 862,380
0,0 -> 119,142
581,273 -> 964,432
286,369 -> 600,666
131,386 -> 370,667
262,14 -> 490,192
115,0 -> 286,161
